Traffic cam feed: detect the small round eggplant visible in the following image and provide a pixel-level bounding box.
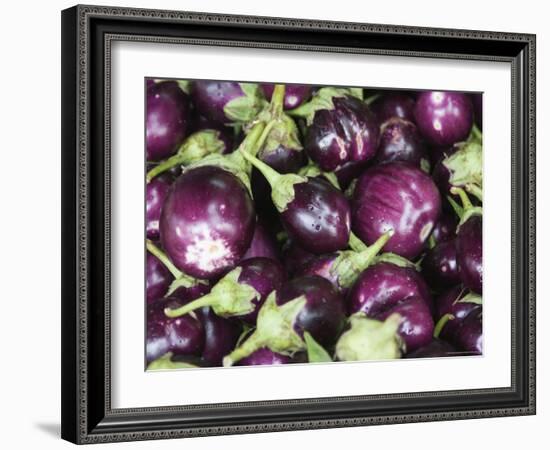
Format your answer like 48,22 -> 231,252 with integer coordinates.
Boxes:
146,173 -> 172,240
282,240 -> 317,276
304,94 -> 379,171
347,262 -> 434,352
146,81 -> 191,161
164,257 -> 285,325
405,339 -> 460,358
421,239 -> 461,291
429,213 -> 457,246
261,83 -> 312,110
223,275 -> 346,366
197,307 -> 242,366
237,348 -> 292,366
159,166 -> 255,279
433,285 -> 481,343
456,214 -> 483,294
352,162 -> 441,259
146,297 -> 204,363
334,161 -> 369,190
375,118 -> 429,169
241,150 -> 351,254
242,221 -> 280,261
370,92 -> 416,123
414,91 -> 473,146
454,307 -> 482,354
191,81 -> 265,125
146,251 -> 172,304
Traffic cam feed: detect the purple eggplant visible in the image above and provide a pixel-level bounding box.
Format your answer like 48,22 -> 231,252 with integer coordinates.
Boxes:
191,81 -> 265,125
237,348 -> 292,366
370,92 -> 416,123
352,162 -> 441,260
282,240 -> 317,276
452,188 -> 483,294
429,213 -> 457,246
414,91 -> 473,146
241,150 -> 351,254
348,262 -> 434,352
433,285 -> 481,342
164,257 -> 285,325
146,251 -> 172,304
299,90 -> 379,171
146,173 -> 172,240
375,118 -> 429,170
223,275 -> 346,366
421,239 -> 461,291
454,307 -> 482,354
471,93 -> 482,130
197,307 -> 242,366
242,220 -> 280,261
298,231 -> 392,294
334,161 -> 369,190
146,81 -> 191,161
405,339 -> 460,358
261,83 -> 312,110
159,165 -> 255,279
146,297 -> 204,363
335,314 -> 403,361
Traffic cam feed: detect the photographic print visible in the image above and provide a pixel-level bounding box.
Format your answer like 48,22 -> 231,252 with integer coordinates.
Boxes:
145,80 -> 483,370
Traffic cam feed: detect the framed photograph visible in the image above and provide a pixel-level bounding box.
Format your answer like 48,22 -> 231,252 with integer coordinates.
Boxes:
61,4 -> 536,444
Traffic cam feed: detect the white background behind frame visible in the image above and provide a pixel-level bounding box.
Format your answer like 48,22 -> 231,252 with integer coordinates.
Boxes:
111,41 -> 511,409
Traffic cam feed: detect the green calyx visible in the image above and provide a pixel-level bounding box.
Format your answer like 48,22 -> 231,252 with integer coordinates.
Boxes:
443,140 -> 482,192
456,292 -> 483,305
164,267 -> 260,319
146,130 -> 227,182
450,187 -> 483,228
147,353 -> 198,370
373,252 -> 419,270
335,313 -> 404,361
304,332 -> 332,363
288,87 -> 350,125
331,230 -> 394,289
239,148 -> 306,212
298,163 -> 340,189
223,83 -> 267,123
223,292 -> 307,366
146,240 -> 203,295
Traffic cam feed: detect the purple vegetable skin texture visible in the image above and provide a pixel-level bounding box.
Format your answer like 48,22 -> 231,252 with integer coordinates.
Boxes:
159,166 -> 255,279
146,174 -> 172,240
434,285 -> 479,341
430,213 -> 457,245
456,214 -> 483,294
421,239 -> 461,291
352,162 -> 441,259
191,81 -> 253,124
454,307 -> 483,354
282,241 -> 317,276
146,298 -> 204,363
277,275 -> 346,347
235,257 -> 286,324
375,118 -> 428,167
370,92 -> 416,123
298,253 -> 340,290
305,96 -> 379,172
198,307 -> 242,366
242,221 -> 280,261
348,262 -> 434,352
238,347 -> 292,366
414,91 -> 473,147
261,83 -> 312,110
281,177 -> 351,254
146,81 -> 190,161
146,252 -> 172,304
334,161 -> 369,190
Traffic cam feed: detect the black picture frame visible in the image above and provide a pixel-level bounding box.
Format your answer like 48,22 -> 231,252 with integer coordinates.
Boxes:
61,4 -> 536,444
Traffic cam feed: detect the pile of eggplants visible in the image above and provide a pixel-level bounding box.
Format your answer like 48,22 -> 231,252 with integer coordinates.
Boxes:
145,79 -> 483,369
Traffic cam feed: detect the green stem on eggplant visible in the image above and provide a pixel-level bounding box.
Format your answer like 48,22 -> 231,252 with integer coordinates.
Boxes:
433,313 -> 455,338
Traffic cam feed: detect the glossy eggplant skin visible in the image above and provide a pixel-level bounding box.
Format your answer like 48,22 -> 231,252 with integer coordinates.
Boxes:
414,91 -> 473,147
334,161 -> 369,190
352,162 -> 441,259
159,166 -> 255,279
456,215 -> 483,294
242,221 -> 280,262
298,253 -> 340,291
146,81 -> 190,161
146,174 -> 172,240
237,347 -> 292,366
347,262 -> 434,352
237,257 -> 286,324
429,213 -> 457,245
146,252 -> 172,304
434,285 -> 478,338
421,239 -> 461,291
261,83 -> 312,110
305,96 -> 379,172
375,118 -> 427,168
281,178 -> 351,254
370,92 -> 416,123
197,307 -> 242,366
454,307 -> 482,354
146,297 -> 204,363
277,275 -> 346,347
282,240 -> 317,276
